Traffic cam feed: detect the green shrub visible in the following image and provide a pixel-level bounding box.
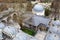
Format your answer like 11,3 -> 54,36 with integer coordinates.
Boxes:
21,28 -> 36,36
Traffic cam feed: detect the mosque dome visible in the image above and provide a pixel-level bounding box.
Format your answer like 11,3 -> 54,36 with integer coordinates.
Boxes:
32,4 -> 45,16
32,4 -> 44,12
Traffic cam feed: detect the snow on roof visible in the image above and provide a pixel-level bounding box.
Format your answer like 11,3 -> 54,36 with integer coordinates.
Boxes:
52,20 -> 60,26
13,32 -> 27,40
45,33 -> 60,40
6,19 -> 21,29
13,30 -> 38,40
0,22 -> 5,29
3,26 -> 18,38
25,15 -> 50,26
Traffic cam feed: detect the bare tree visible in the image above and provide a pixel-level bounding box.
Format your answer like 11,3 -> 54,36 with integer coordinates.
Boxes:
26,1 -> 32,11
51,0 -> 60,20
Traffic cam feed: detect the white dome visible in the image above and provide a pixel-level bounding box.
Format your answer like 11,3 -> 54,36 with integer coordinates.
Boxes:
52,20 -> 60,26
32,4 -> 44,12
32,4 -> 45,16
46,33 -> 59,40
49,26 -> 60,34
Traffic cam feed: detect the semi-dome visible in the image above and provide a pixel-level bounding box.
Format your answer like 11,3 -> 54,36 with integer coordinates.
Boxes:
32,4 -> 44,12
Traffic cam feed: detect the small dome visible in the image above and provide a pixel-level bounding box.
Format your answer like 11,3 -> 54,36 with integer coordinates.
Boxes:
52,20 -> 60,26
32,4 -> 44,12
49,26 -> 60,34
46,33 -> 59,40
